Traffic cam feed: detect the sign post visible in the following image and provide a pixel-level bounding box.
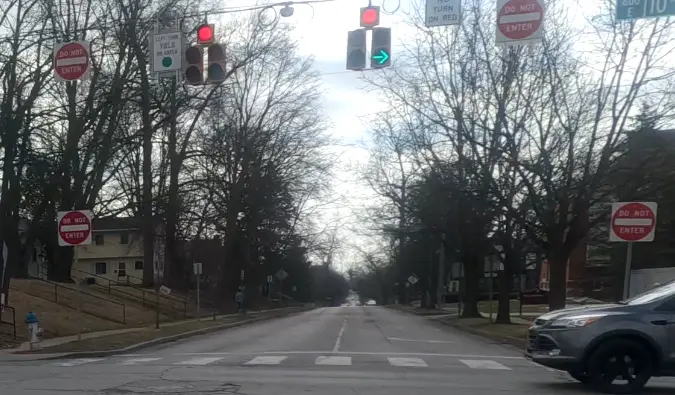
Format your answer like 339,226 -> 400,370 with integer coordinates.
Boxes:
616,0 -> 675,20
425,0 -> 461,27
58,210 -> 93,340
193,262 -> 202,317
495,0 -> 544,46
53,42 -> 91,82
609,202 -> 657,299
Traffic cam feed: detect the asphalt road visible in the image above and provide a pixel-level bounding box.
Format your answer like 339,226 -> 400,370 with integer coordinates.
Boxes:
2,306 -> 674,394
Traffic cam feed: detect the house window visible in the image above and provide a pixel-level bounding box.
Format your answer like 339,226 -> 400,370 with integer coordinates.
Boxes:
95,262 -> 107,274
120,232 -> 129,244
135,260 -> 143,270
95,234 -> 104,245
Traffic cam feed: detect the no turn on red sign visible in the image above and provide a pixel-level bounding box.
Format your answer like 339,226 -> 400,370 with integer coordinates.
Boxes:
496,0 -> 544,46
609,202 -> 657,243
53,41 -> 91,82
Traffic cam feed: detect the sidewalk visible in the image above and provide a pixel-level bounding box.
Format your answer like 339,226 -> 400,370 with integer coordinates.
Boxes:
1,309 -> 275,355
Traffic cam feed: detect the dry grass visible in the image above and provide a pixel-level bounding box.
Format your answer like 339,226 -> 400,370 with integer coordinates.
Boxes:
2,288 -> 125,340
441,316 -> 529,348
477,300 -> 549,315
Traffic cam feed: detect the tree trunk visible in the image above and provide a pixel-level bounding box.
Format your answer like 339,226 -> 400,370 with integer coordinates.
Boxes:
548,253 -> 568,311
461,254 -> 481,318
496,263 -> 513,324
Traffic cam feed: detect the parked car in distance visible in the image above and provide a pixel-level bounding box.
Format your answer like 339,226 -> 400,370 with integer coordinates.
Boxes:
526,281 -> 675,394
366,299 -> 377,306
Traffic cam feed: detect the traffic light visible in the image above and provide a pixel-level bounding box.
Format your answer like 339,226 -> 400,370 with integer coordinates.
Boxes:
370,27 -> 391,69
360,6 -> 380,28
196,24 -> 215,45
184,46 -> 203,85
346,29 -> 366,71
207,44 -> 226,83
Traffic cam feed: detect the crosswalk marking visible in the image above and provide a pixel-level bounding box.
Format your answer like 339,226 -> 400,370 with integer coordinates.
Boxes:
387,357 -> 428,367
459,359 -> 512,370
174,357 -> 223,366
315,356 -> 352,365
120,358 -> 162,366
54,358 -> 104,367
244,356 -> 288,365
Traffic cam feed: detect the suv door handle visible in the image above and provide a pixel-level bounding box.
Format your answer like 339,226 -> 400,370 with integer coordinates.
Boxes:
651,320 -> 668,325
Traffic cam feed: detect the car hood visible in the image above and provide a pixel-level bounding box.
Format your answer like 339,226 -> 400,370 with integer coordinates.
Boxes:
535,304 -> 623,322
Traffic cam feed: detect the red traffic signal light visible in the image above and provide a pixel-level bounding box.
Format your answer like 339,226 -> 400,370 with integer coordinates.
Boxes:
197,24 -> 215,45
184,46 -> 204,85
360,6 -> 380,28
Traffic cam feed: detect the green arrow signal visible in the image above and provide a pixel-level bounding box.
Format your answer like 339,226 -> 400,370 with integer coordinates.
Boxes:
372,49 -> 389,65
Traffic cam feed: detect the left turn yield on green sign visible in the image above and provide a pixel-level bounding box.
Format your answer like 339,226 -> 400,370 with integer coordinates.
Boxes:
152,31 -> 183,74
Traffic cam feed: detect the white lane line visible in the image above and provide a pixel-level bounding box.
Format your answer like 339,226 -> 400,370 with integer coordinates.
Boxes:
244,356 -> 287,365
387,337 -> 454,344
315,356 -> 352,365
460,359 -> 512,370
332,317 -> 348,352
174,357 -> 223,365
120,358 -> 162,366
54,358 -> 104,367
388,357 -> 428,367
176,351 -> 524,359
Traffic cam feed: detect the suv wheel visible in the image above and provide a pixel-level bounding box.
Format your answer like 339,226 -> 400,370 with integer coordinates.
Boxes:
586,339 -> 653,394
567,370 -> 590,384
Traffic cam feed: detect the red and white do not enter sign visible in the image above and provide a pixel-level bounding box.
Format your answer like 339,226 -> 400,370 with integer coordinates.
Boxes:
497,0 -> 544,42
610,202 -> 657,243
57,210 -> 93,246
53,41 -> 91,82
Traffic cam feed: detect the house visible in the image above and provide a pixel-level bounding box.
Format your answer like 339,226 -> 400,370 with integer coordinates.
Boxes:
70,217 -> 145,285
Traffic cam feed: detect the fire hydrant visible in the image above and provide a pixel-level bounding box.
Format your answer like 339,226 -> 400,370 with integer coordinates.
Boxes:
24,311 -> 41,350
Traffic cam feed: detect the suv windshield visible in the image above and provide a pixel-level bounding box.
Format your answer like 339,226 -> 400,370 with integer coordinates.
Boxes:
623,280 -> 675,305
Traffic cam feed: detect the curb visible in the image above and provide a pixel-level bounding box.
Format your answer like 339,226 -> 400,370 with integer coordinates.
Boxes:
388,304 -> 527,349
31,307 -> 310,360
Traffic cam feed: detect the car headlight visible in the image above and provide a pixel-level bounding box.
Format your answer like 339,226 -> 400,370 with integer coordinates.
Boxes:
550,314 -> 606,328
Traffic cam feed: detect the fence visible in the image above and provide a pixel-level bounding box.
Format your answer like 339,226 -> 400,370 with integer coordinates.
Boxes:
15,278 -> 126,324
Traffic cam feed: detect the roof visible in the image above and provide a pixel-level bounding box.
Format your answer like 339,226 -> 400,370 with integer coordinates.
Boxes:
92,217 -> 143,231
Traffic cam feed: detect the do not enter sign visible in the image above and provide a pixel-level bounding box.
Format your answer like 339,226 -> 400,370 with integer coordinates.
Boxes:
57,210 -> 93,246
610,202 -> 657,242
53,41 -> 91,82
496,0 -> 544,45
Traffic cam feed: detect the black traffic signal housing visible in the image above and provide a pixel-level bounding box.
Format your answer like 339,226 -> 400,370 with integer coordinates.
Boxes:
346,28 -> 366,71
360,6 -> 380,28
370,27 -> 391,69
184,46 -> 204,85
207,43 -> 226,83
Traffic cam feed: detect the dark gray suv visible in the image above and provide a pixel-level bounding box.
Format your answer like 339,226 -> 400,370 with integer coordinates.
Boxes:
526,281 -> 675,394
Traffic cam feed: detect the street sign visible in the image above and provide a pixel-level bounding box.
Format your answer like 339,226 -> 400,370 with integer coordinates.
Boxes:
276,269 -> 288,281
57,210 -> 92,246
193,262 -> 202,275
240,269 -> 245,280
267,275 -> 273,283
53,42 -> 91,82
425,0 -> 461,27
496,0 -> 544,46
159,285 -> 171,295
151,31 -> 183,73
408,275 -> 418,284
616,0 -> 675,20
610,202 -> 657,242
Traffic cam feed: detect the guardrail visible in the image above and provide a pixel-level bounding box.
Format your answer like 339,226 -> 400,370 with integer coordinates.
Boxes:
0,305 -> 16,339
16,277 -> 126,324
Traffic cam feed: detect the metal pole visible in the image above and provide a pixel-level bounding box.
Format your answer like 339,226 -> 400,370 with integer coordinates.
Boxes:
75,246 -> 82,341
488,256 -> 494,322
436,233 -> 445,310
623,242 -> 633,300
196,268 -> 200,318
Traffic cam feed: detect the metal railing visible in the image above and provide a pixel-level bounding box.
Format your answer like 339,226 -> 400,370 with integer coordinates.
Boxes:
72,269 -> 189,318
0,305 -> 16,339
17,277 -> 126,324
